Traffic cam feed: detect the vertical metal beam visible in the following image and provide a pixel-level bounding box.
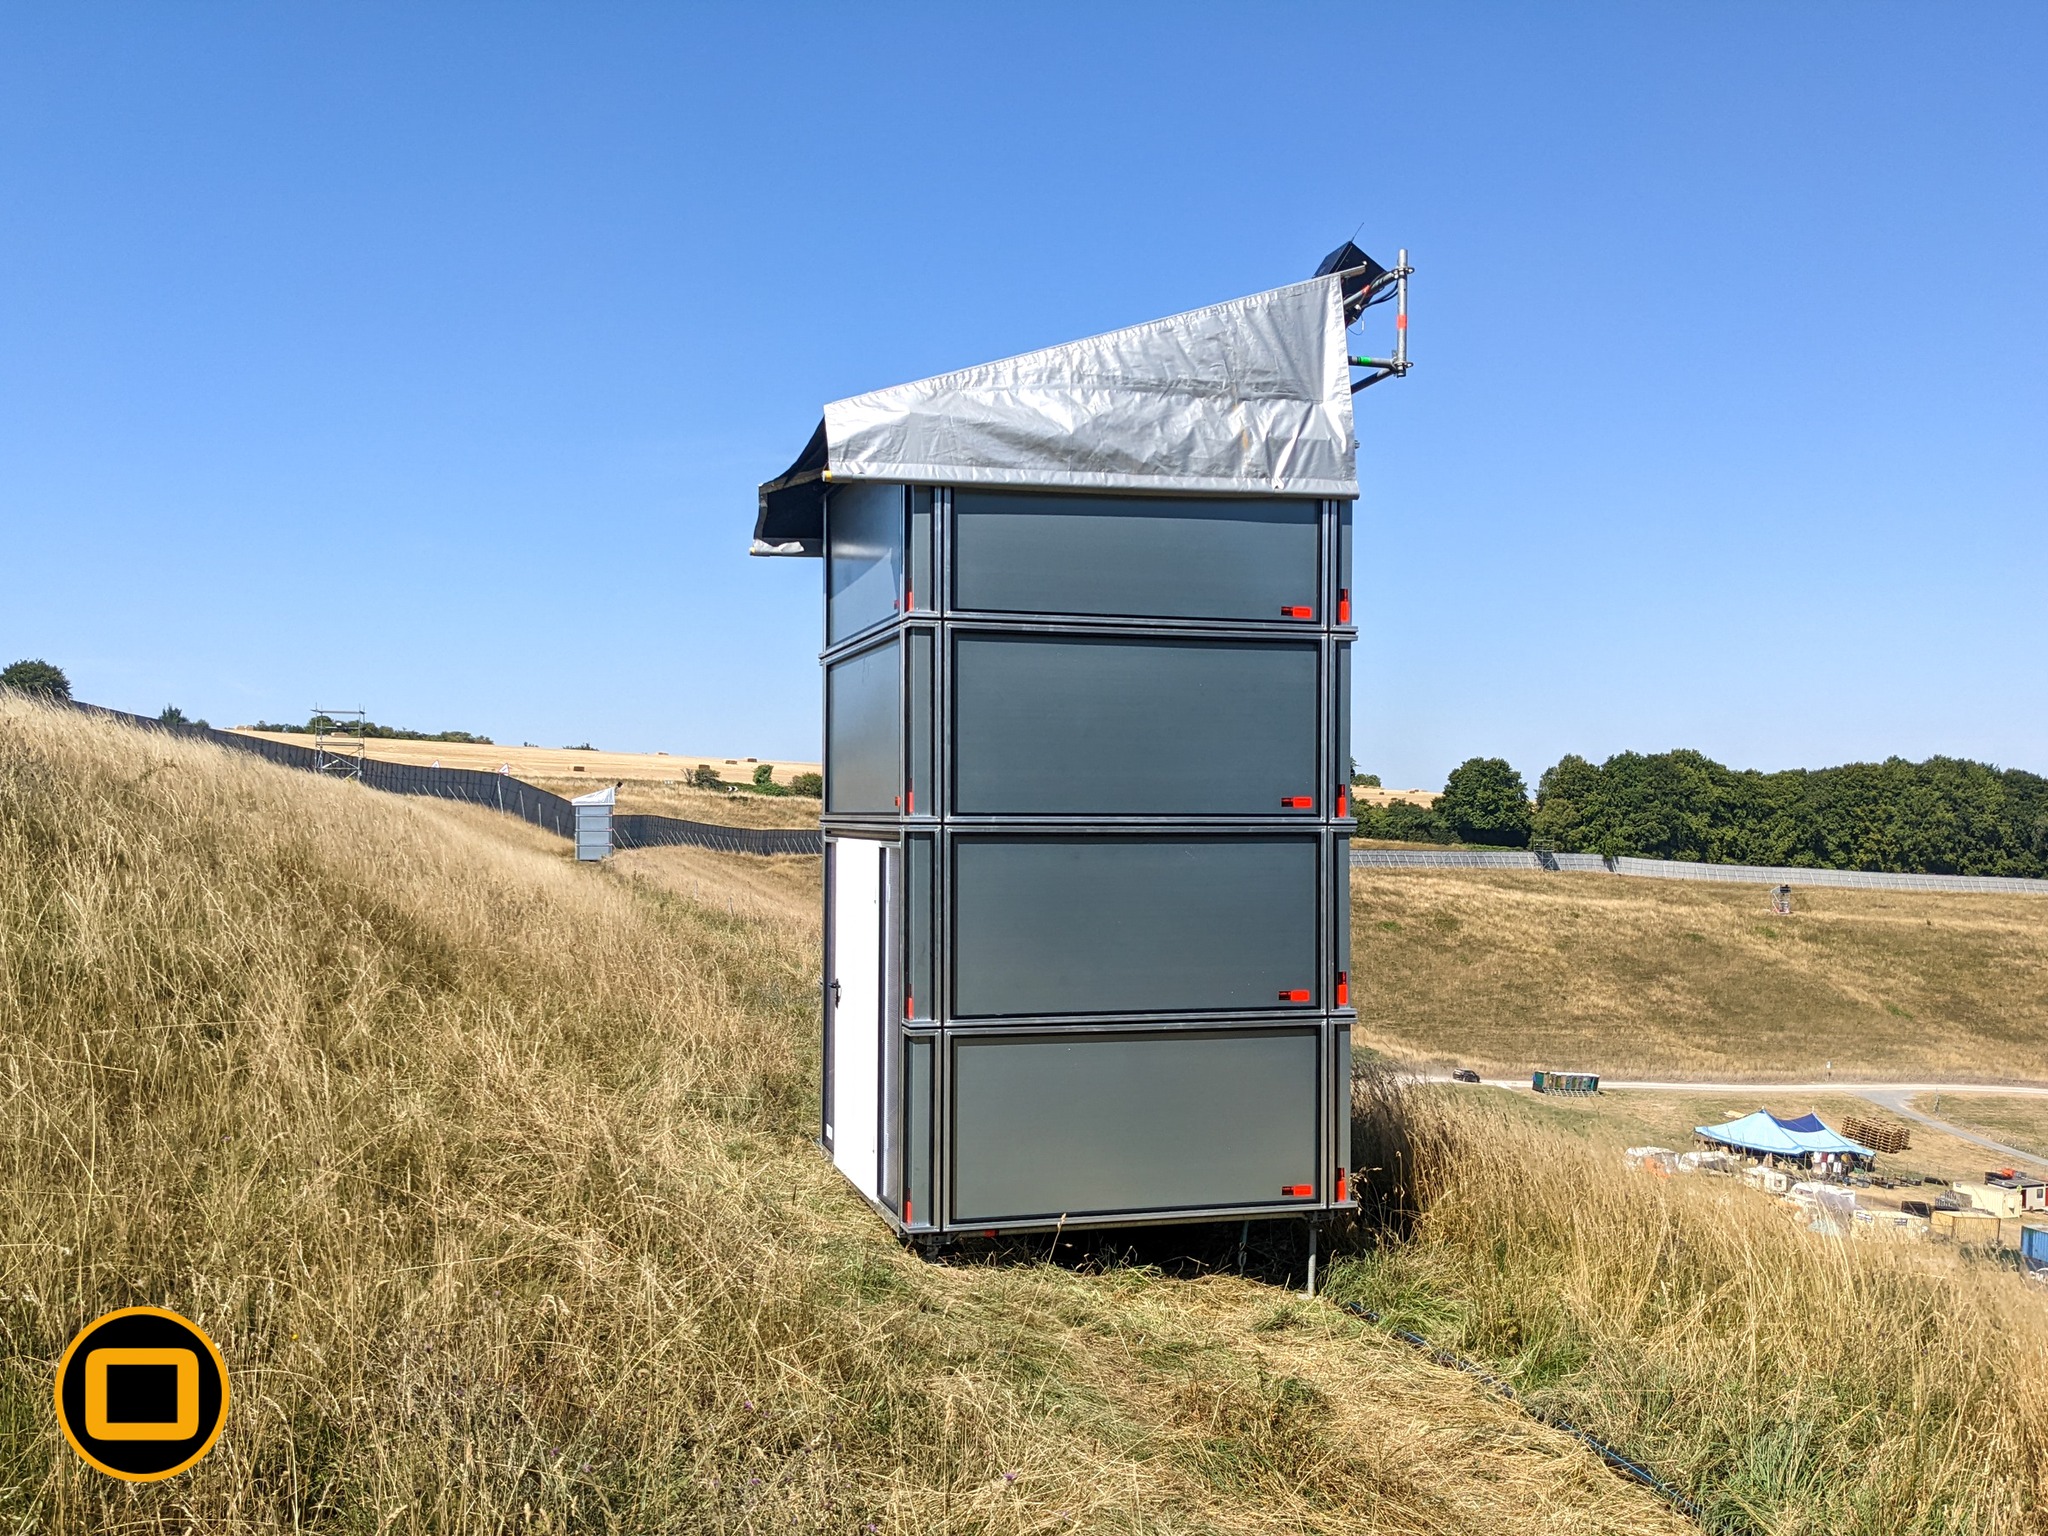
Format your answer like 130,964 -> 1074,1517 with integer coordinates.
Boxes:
1394,249 -> 1409,372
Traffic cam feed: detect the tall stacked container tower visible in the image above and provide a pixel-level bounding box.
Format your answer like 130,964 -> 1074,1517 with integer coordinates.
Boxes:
754,250 -> 1406,1245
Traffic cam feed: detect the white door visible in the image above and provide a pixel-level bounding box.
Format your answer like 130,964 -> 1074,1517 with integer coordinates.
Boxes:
829,837 -> 885,1202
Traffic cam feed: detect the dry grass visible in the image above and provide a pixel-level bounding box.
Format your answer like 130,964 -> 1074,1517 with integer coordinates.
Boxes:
1352,868 -> 2048,1080
1910,1094 -> 2048,1163
0,699 -> 1690,1535
1331,1077 -> 2048,1534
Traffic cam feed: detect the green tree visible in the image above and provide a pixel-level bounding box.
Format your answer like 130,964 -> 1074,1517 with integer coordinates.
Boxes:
1,659 -> 70,699
1356,798 -> 1455,844
752,763 -> 775,787
1437,757 -> 1533,847
788,771 -> 823,798
687,763 -> 723,790
158,705 -> 189,726
1532,753 -> 1604,851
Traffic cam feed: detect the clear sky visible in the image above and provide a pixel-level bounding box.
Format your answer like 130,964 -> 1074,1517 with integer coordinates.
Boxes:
3,5 -> 2042,791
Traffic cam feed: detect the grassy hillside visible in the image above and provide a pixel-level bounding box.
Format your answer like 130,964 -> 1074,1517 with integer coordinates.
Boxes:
1351,867 -> 2048,1079
0,700 -> 1694,1535
7,700 -> 2044,1533
1329,1080 -> 2048,1533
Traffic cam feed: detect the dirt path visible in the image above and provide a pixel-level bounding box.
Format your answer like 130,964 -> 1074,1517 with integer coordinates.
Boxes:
1856,1087 -> 2048,1173
1464,1078 -> 2048,1097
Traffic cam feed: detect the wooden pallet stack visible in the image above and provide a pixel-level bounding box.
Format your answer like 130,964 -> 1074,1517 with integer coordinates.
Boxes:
1843,1114 -> 1911,1154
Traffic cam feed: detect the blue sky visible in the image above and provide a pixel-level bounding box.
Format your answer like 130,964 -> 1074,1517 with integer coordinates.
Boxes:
3,4 -> 2042,790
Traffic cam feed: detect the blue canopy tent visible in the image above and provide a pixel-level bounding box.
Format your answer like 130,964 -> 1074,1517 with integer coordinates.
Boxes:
1695,1110 -> 1876,1167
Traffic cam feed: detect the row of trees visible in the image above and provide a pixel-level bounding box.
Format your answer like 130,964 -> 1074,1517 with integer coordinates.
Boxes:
1356,750 -> 2048,877
249,714 -> 496,745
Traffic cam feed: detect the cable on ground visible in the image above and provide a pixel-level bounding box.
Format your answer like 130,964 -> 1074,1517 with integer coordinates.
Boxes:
1338,1302 -> 1715,1529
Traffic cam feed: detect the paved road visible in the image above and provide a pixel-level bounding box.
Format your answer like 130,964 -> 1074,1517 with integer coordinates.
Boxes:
1447,1076 -> 2048,1174
1854,1087 -> 2048,1173
1465,1078 -> 2048,1097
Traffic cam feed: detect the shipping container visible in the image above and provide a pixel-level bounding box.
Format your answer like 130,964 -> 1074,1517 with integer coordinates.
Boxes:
758,263 -> 1387,1237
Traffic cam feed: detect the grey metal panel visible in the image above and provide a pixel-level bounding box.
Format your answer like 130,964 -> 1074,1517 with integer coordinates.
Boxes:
949,1028 -> 1320,1221
826,639 -> 901,813
907,629 -> 934,816
905,1034 -> 934,1228
826,483 -> 904,646
573,804 -> 612,862
1336,501 -> 1354,621
952,491 -> 1320,622
1336,642 -> 1352,808
906,833 -> 934,1020
952,633 -> 1319,816
1335,1025 -> 1352,1183
950,835 -> 1318,1017
1335,835 -> 1352,988
909,487 -> 934,611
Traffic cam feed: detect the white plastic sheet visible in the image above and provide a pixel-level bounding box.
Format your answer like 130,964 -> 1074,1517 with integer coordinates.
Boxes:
820,275 -> 1358,499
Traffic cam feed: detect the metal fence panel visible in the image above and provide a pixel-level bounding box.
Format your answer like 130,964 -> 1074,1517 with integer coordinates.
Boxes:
612,814 -> 821,856
54,699 -> 821,856
1349,845 -> 2048,894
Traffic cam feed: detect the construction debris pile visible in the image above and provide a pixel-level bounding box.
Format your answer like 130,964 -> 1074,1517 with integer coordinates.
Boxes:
1624,1112 -> 2048,1264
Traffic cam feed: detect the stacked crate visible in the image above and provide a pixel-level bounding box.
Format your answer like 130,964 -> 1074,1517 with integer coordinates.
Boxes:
818,484 -> 1357,1237
1841,1114 -> 1910,1154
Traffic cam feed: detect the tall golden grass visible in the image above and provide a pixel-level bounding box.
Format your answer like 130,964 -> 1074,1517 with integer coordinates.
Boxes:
1334,1074 -> 2048,1534
0,700 -> 1699,1534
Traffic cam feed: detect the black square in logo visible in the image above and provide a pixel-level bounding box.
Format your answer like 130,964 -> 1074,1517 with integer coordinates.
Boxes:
105,1363 -> 180,1425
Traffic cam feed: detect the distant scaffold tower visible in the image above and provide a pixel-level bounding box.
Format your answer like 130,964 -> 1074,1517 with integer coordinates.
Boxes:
752,242 -> 1411,1252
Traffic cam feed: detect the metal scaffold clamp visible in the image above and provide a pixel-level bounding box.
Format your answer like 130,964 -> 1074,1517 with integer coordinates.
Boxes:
1324,244 -> 1412,394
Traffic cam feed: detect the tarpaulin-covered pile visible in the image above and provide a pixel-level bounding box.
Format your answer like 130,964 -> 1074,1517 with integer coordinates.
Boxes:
1695,1110 -> 1875,1160
754,274 -> 1361,555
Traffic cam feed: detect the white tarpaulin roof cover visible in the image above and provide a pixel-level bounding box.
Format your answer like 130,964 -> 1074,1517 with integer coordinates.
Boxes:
754,273 -> 1359,550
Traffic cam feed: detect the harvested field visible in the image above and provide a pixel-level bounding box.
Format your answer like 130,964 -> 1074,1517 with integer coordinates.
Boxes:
231,730 -> 818,785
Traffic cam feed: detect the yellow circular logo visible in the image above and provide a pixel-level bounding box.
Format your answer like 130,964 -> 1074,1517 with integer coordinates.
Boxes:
54,1306 -> 229,1481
